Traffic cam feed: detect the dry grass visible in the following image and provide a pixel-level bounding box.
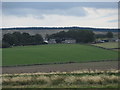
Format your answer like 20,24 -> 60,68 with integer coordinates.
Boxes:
2,69 -> 119,77
2,74 -> 119,86
1,69 -> 120,88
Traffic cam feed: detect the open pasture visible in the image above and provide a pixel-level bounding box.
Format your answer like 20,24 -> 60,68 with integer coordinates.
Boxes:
2,44 -> 118,66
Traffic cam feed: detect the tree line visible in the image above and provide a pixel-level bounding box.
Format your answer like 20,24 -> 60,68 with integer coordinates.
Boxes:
2,29 -> 113,48
46,29 -> 95,43
2,32 -> 43,48
95,31 -> 113,39
46,30 -> 113,43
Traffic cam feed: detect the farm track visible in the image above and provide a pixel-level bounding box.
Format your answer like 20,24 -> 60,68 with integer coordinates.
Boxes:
2,60 -> 118,74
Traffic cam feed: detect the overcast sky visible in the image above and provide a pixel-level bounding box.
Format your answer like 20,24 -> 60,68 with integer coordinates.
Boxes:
1,2 -> 118,28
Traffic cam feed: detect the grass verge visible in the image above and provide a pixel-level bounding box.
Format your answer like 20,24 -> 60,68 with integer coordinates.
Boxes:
2,69 -> 120,88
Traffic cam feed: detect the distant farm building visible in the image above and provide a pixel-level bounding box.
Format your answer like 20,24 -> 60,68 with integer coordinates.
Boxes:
110,38 -> 120,42
62,39 -> 76,44
48,39 -> 56,44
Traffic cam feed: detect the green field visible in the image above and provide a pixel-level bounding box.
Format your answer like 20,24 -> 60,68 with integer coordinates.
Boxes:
92,42 -> 119,49
2,44 -> 118,66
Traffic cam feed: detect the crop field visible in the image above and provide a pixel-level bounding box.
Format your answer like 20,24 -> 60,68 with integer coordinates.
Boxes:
2,44 -> 118,66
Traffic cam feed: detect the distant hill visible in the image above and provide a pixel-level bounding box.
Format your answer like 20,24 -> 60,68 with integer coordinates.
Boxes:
1,26 -> 119,32
1,27 -> 119,38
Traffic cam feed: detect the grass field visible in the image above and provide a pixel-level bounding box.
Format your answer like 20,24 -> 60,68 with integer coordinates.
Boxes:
2,44 -> 118,66
92,42 -> 119,49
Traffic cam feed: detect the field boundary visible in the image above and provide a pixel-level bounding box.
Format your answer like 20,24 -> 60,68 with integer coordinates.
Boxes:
2,59 -> 118,67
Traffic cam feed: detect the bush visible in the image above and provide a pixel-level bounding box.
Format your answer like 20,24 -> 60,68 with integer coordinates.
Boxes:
2,42 -> 11,48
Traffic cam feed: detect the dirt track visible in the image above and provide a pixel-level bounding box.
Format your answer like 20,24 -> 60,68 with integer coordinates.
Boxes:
2,60 -> 118,74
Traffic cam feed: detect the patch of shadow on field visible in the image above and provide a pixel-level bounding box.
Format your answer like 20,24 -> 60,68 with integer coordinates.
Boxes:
2,60 -> 118,74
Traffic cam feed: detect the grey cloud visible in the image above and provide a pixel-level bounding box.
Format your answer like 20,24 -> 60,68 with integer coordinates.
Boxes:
2,2 -> 117,17
3,2 -> 118,10
3,6 -> 87,18
108,19 -> 118,23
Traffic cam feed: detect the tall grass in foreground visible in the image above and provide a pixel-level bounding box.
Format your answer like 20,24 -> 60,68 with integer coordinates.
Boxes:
2,69 -> 120,88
